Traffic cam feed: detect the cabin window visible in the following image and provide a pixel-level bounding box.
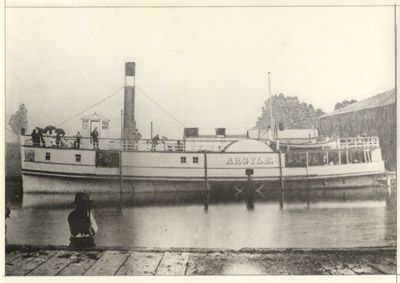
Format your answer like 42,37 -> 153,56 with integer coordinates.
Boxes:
348,150 -> 365,164
365,150 -> 372,163
102,121 -> 109,130
75,154 -> 81,163
181,157 -> 186,163
82,119 -> 89,129
285,152 -> 306,167
308,152 -> 326,166
95,151 -> 119,168
45,152 -> 51,161
193,157 -> 199,163
25,150 -> 35,162
328,151 -> 340,165
340,151 -> 348,164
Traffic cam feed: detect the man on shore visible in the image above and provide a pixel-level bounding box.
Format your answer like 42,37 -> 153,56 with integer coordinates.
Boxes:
68,193 -> 98,248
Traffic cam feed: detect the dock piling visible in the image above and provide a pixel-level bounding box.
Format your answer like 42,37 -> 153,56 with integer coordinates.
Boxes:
204,152 -> 209,210
307,181 -> 310,209
386,175 -> 392,198
119,151 -> 123,195
278,151 -> 284,209
246,171 -> 255,210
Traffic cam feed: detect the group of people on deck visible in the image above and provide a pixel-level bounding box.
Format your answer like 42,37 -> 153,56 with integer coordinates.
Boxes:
30,127 -> 97,149
30,126 -> 166,151
31,128 -> 72,148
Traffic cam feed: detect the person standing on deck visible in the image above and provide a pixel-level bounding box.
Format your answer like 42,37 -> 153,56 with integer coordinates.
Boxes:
74,132 -> 82,148
151,134 -> 160,151
55,132 -> 61,147
31,129 -> 40,147
37,128 -> 45,146
91,127 -> 99,150
133,129 -> 142,151
68,193 -> 98,248
134,129 -> 142,140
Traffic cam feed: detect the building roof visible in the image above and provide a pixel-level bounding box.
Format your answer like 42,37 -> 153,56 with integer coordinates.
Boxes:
81,112 -> 110,121
320,89 -> 395,118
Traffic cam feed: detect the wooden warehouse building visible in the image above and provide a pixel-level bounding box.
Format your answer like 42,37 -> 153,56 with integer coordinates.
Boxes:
317,89 -> 396,170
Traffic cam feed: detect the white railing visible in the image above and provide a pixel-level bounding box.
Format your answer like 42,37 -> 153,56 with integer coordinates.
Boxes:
23,135 -> 381,152
338,137 -> 380,149
22,136 -> 239,152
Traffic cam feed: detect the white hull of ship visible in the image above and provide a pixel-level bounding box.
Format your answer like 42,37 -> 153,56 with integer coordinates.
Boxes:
21,173 -> 382,194
20,146 -> 385,193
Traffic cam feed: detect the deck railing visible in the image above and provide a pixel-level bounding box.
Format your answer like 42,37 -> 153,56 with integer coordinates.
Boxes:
22,135 -> 240,152
22,135 -> 381,153
338,137 -> 380,149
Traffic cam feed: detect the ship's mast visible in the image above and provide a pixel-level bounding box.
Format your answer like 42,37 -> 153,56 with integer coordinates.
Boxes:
123,62 -> 136,139
268,72 -> 274,134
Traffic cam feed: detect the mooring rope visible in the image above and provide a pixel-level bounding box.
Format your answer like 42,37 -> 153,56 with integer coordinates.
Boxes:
55,87 -> 124,128
136,86 -> 186,128
55,85 -> 186,129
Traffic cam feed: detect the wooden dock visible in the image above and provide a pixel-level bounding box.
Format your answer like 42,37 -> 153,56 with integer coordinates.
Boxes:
5,245 -> 396,276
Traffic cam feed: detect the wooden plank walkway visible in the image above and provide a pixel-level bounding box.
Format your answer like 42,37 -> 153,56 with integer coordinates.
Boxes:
5,246 -> 397,276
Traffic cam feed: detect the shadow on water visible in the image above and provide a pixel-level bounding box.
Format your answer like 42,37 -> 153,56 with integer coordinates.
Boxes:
6,180 -> 394,209
5,180 -> 396,249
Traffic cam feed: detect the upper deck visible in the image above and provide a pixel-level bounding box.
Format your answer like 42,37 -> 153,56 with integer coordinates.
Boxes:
21,135 -> 381,153
22,135 -> 242,152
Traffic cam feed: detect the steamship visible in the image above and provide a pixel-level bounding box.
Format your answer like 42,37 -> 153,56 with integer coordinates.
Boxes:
19,63 -> 386,193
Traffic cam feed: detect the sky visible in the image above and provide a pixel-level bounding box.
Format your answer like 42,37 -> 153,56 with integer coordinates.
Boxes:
5,4 -> 396,139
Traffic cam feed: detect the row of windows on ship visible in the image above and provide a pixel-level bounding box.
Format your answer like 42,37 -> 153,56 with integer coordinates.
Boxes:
25,149 -> 372,168
25,150 -> 200,168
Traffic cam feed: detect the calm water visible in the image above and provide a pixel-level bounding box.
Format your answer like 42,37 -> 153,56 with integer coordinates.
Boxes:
5,181 -> 396,249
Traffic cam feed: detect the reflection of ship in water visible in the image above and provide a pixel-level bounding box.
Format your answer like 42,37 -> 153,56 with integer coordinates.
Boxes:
5,181 -> 396,249
7,186 -> 393,210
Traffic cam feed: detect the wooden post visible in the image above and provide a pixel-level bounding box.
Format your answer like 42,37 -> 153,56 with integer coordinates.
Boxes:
268,72 -> 274,130
119,150 -> 123,195
204,151 -> 209,209
387,175 -> 392,198
278,151 -> 284,209
246,173 -> 254,210
120,109 -> 123,140
306,152 -> 309,176
151,121 -> 153,139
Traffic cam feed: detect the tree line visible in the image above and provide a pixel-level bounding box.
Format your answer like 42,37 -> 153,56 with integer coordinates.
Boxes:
255,94 -> 357,129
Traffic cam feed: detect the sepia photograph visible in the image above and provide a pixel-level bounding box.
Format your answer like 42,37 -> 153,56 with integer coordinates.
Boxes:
3,0 -> 397,277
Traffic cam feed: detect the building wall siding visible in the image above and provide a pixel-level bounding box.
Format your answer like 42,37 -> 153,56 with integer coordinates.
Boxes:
318,104 -> 396,170
6,143 -> 22,180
